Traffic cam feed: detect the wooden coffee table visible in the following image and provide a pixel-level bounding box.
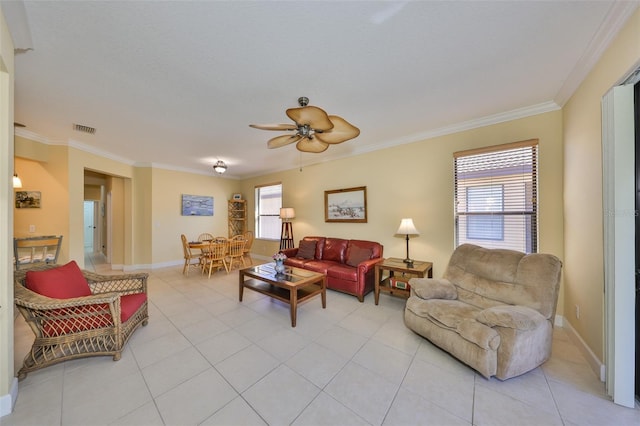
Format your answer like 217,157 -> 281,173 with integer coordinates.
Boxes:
239,263 -> 326,327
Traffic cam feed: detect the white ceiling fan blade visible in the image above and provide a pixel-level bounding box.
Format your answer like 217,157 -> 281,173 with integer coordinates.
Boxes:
286,106 -> 333,131
249,123 -> 297,131
296,137 -> 329,153
267,134 -> 303,149
314,115 -> 360,144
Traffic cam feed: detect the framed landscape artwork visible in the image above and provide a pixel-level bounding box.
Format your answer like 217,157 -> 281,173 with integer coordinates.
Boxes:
325,186 -> 367,223
181,194 -> 214,216
15,191 -> 42,209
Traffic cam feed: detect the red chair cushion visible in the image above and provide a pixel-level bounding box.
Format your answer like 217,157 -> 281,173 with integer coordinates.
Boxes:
41,293 -> 147,337
25,261 -> 92,299
120,293 -> 147,322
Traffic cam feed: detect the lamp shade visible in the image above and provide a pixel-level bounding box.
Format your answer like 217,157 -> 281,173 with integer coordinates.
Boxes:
280,207 -> 295,220
13,173 -> 22,189
396,218 -> 419,235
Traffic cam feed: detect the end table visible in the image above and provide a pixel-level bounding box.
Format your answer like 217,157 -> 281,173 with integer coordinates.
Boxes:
374,258 -> 433,305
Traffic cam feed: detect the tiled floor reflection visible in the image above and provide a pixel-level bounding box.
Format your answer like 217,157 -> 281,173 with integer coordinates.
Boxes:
7,262 -> 640,425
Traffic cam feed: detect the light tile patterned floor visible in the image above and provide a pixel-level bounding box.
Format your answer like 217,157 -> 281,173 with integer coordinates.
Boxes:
6,256 -> 640,425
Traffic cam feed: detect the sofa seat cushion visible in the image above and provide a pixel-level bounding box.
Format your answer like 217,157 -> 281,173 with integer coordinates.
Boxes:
326,262 -> 358,281
285,257 -> 312,269
476,305 -> 547,331
25,261 -> 92,299
297,260 -> 331,275
406,298 -> 480,329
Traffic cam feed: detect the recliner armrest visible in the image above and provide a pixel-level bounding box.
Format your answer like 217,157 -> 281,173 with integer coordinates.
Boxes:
409,278 -> 458,300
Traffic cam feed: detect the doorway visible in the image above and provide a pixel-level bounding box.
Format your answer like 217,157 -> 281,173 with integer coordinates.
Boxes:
83,200 -> 99,253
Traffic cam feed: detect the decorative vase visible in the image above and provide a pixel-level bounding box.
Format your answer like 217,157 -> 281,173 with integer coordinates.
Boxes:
275,260 -> 285,273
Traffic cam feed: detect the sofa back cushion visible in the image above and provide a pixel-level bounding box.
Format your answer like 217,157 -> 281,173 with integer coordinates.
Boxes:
25,261 -> 92,299
443,244 -> 562,319
323,238 -> 349,263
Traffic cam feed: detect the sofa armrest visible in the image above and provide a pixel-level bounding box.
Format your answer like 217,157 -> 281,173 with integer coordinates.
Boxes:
356,257 -> 383,274
476,305 -> 547,331
281,248 -> 298,258
409,278 -> 458,300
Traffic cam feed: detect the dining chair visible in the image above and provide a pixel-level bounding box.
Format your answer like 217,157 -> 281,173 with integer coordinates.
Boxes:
181,234 -> 202,276
202,241 -> 228,278
14,235 -> 63,270
197,233 -> 214,256
226,236 -> 246,273
242,231 -> 254,265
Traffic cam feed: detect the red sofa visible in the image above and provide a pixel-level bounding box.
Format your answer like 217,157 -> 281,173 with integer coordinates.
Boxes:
282,236 -> 383,302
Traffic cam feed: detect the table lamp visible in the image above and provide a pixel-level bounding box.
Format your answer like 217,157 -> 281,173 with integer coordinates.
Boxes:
396,218 -> 420,266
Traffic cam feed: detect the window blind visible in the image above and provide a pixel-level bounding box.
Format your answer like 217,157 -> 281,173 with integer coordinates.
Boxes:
255,183 -> 282,240
454,139 -> 538,253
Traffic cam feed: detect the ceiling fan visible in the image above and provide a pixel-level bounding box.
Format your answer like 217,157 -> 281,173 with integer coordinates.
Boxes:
249,97 -> 360,153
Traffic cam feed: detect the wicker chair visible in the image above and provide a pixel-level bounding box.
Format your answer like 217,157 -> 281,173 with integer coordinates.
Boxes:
14,264 -> 149,380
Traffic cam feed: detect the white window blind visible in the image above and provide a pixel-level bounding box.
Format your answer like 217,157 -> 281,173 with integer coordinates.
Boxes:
255,183 -> 282,240
454,139 -> 538,253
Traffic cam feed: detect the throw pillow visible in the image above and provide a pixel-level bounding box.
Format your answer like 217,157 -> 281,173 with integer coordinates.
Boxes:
297,240 -> 317,259
25,260 -> 92,299
346,246 -> 372,267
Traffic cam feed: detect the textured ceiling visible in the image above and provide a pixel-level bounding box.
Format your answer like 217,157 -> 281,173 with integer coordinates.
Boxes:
4,1 -> 638,179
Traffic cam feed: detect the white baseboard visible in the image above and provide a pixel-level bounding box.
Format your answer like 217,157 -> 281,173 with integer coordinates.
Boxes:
119,254 -> 271,272
0,378 -> 18,418
560,316 -> 606,382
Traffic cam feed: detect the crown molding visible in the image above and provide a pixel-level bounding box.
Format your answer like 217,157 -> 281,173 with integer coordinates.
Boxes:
554,1 -> 640,106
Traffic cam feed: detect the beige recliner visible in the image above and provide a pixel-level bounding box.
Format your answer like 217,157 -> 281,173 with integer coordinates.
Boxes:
404,244 -> 562,380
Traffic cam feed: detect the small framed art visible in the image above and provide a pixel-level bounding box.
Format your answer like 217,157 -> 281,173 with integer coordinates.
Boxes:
324,186 -> 367,223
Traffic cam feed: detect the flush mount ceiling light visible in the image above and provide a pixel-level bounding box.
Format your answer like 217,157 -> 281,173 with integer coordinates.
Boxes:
213,160 -> 227,175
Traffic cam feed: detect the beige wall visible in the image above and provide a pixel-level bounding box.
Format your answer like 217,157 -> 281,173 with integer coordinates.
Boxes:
151,168 -> 240,265
242,110 -> 565,313
563,8 -> 640,361
14,149 -> 70,264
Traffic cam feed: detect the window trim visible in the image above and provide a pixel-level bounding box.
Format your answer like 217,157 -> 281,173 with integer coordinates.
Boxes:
454,139 -> 538,253
254,182 -> 282,240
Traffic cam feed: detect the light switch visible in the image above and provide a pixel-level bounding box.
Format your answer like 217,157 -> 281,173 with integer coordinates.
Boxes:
29,225 -> 36,233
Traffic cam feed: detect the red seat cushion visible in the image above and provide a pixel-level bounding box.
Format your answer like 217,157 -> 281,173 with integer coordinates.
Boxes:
25,261 -> 91,299
120,293 -> 147,322
41,293 -> 147,337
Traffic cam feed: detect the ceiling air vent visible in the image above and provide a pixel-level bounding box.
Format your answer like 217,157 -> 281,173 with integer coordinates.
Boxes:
73,123 -> 96,135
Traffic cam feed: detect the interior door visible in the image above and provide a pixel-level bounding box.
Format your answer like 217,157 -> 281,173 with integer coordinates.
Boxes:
634,79 -> 639,401
83,201 -> 94,251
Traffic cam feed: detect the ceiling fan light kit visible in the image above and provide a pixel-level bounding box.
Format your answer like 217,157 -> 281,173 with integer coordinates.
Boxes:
213,160 -> 227,174
250,97 -> 360,153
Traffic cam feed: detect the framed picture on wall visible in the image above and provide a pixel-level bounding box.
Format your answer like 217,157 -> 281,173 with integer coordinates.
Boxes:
181,194 -> 214,216
324,186 -> 367,223
232,193 -> 242,200
15,191 -> 42,209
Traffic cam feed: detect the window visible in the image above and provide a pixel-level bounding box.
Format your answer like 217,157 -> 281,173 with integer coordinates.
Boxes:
454,140 -> 538,253
255,183 -> 282,240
